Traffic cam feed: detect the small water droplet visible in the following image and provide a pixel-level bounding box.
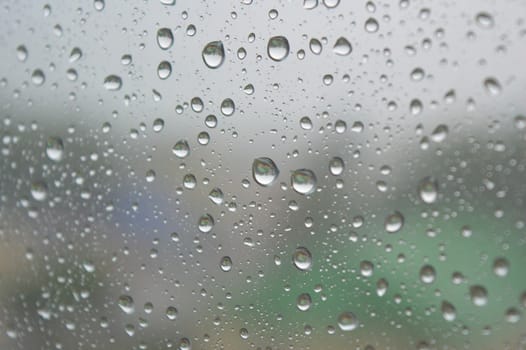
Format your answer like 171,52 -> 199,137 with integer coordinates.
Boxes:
220,98 -> 235,116
297,293 -> 312,311
157,61 -> 172,79
476,12 -> 494,29
470,285 -> 488,306
365,18 -> 379,33
484,77 -> 501,96
31,69 -> 45,86
267,36 -> 290,61
309,38 -> 322,55
419,264 -> 436,284
202,41 -> 225,69
431,124 -> 448,142
441,301 -> 456,321
418,177 -> 438,203
303,0 -> 318,9
31,181 -> 48,201
172,140 -> 190,158
16,45 -> 28,62
329,157 -> 344,176
165,306 -> 178,320
198,214 -> 214,233
493,257 -> 509,277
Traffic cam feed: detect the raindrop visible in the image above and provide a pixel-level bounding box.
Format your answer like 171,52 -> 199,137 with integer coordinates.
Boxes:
376,278 -> 388,296
431,124 -> 448,142
365,18 -> 379,33
202,41 -> 225,69
385,211 -> 404,233
16,45 -> 28,62
152,118 -> 164,132
291,169 -> 317,195
484,77 -> 501,96
360,260 -> 374,277
252,157 -> 279,186
118,295 -> 135,314
157,28 -> 174,50
172,140 -> 190,158
46,137 -> 64,161
309,38 -> 322,55
337,311 -> 358,331
198,214 -> 214,233
267,36 -> 290,61
418,177 -> 438,203
208,187 -> 224,205
441,301 -> 456,321
103,75 -> 122,91
419,265 -> 436,284
470,285 -> 488,306
93,0 -> 105,11
303,0 -> 318,9
220,98 -> 235,116
475,12 -> 494,29
157,61 -> 172,79
31,181 -> 48,201
297,293 -> 312,311
160,0 -> 175,4
166,306 -> 178,320
31,69 -> 45,86
333,37 -> 352,56
329,157 -> 344,176
324,0 -> 340,8
220,256 -> 232,271
505,308 -> 521,323
292,247 -> 312,271
493,257 -> 509,277
300,116 -> 313,130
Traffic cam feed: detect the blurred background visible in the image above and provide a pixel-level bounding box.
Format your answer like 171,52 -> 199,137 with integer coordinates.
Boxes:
0,0 -> 526,349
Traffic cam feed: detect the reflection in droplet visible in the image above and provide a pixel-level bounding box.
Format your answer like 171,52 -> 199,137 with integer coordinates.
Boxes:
252,157 -> 279,186
202,41 -> 225,69
291,169 -> 317,195
267,36 -> 290,61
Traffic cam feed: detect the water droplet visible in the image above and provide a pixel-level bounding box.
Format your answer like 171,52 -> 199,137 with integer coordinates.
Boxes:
470,285 -> 488,306
31,181 -> 48,201
441,301 -> 456,321
431,124 -> 448,142
303,0 -> 318,9
198,214 -> 214,233
267,36 -> 290,61
418,177 -> 438,203
157,28 -> 174,50
252,157 -> 279,186
297,293 -> 312,311
493,257 -> 509,277
220,98 -> 235,116
208,187 -> 224,205
291,169 -> 317,195
183,174 -> 197,189
484,77 -> 501,96
16,45 -> 28,62
360,260 -> 374,277
476,12 -> 494,29
160,0 -> 175,5
300,116 -> 313,130
410,99 -> 423,115
505,307 -> 521,323
31,69 -> 45,86
220,256 -> 232,271
202,41 -> 225,69
385,211 -> 404,233
337,311 -> 358,331
419,265 -> 436,284
376,278 -> 388,297
292,247 -> 312,271
205,114 -> 218,128
333,37 -> 352,56
240,328 -> 249,340
166,306 -> 178,320
93,0 -> 105,11
323,0 -> 340,8
46,136 -> 64,161
152,118 -> 164,132
118,295 -> 135,314
145,170 -> 156,182
191,97 -> 204,113
104,75 -> 122,91
157,61 -> 172,79
172,140 -> 190,158
309,38 -> 322,55
329,157 -> 344,176
365,18 -> 379,33
411,68 -> 425,81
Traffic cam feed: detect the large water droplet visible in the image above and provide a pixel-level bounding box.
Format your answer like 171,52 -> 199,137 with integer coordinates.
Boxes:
220,98 -> 235,116
31,181 -> 48,201
118,295 -> 135,314
252,157 -> 279,186
267,36 -> 290,61
46,136 -> 64,161
157,61 -> 172,79
220,256 -> 232,271
365,17 -> 379,33
418,177 -> 438,203
493,257 -> 509,277
202,41 -> 225,69
291,169 -> 317,195
157,28 -> 174,50
484,77 -> 501,96
329,157 -> 344,176
293,247 -> 312,271
296,293 -> 312,311
419,264 -> 436,284
172,140 -> 190,158
333,37 -> 352,56
475,12 -> 494,29
441,301 -> 456,321
470,285 -> 488,306
31,69 -> 45,86
198,214 -> 214,233
337,311 -> 358,331
104,75 -> 122,91
385,211 -> 404,233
